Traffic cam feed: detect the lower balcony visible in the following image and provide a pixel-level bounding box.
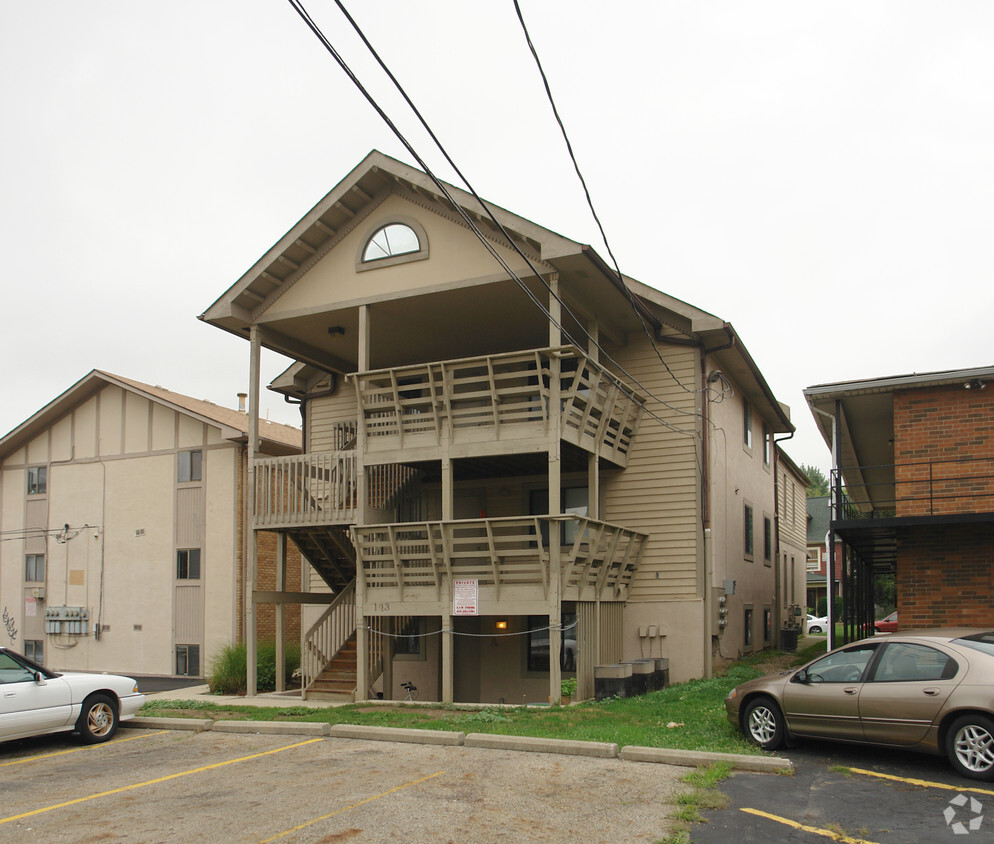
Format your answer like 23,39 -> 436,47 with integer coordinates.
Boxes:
351,516 -> 648,613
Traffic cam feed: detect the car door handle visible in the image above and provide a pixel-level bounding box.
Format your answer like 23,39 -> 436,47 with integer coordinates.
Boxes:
843,687 -> 858,695
923,688 -> 940,696
3,690 -> 14,697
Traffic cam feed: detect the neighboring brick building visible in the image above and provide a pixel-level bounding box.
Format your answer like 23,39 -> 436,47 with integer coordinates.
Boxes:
805,366 -> 994,643
0,371 -> 302,678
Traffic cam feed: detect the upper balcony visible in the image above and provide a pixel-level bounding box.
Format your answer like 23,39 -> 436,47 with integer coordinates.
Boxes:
350,346 -> 644,467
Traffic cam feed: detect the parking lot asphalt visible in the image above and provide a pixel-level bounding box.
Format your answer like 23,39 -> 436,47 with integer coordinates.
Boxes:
0,728 -> 690,843
692,738 -> 992,843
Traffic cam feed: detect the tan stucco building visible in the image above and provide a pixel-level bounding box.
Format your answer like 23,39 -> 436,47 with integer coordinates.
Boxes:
0,371 -> 301,677
202,151 -> 801,703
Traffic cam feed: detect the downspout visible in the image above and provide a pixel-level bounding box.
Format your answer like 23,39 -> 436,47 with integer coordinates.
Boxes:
701,348 -> 712,679
771,430 -> 794,648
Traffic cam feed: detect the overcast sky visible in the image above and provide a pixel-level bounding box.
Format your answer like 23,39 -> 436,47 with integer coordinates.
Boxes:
2,1 -> 992,473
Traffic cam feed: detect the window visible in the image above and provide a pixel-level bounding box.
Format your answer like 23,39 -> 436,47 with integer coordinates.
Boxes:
871,642 -> 957,682
763,609 -> 772,644
394,617 -> 424,659
362,223 -> 420,262
176,644 -> 200,676
744,504 -> 754,558
177,450 -> 202,483
744,608 -> 754,646
763,516 -> 772,564
27,466 -> 47,495
25,554 -> 45,582
0,651 -> 35,684
177,549 -> 201,580
743,401 -> 753,449
527,614 -> 577,673
763,423 -> 770,466
800,644 -> 877,683
806,548 -> 820,571
23,640 -> 44,664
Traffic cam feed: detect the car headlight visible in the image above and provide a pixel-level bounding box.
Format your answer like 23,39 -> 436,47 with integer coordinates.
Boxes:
726,688 -> 737,701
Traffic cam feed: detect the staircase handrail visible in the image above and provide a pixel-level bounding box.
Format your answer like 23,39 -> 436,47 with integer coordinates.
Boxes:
301,579 -> 356,699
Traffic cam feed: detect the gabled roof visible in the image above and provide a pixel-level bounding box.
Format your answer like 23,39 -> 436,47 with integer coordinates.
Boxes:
0,371 -> 301,459
806,495 -> 831,543
203,150 -> 791,431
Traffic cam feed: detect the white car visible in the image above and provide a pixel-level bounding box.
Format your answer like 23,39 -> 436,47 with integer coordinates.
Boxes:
0,646 -> 145,744
806,614 -> 829,634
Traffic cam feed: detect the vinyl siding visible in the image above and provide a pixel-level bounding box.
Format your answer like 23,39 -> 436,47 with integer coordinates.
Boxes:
601,336 -> 702,601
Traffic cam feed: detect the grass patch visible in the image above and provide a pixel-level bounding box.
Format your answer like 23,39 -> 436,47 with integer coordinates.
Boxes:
142,646 -> 816,755
662,762 -> 734,838
206,640 -> 300,695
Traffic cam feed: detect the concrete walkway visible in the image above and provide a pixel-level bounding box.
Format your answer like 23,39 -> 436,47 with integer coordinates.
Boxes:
145,683 -> 346,708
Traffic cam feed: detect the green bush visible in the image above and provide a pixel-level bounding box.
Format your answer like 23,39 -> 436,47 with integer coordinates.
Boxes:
207,639 -> 301,695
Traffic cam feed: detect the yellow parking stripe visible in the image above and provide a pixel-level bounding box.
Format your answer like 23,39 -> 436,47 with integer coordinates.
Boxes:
0,738 -> 322,826
259,770 -> 446,843
740,808 -> 880,843
0,730 -> 169,767
849,767 -> 994,796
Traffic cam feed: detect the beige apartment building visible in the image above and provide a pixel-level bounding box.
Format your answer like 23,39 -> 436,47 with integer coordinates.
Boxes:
201,150 -> 800,704
0,370 -> 301,677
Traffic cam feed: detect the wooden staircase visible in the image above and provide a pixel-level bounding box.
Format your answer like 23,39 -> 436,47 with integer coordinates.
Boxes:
306,633 -> 358,701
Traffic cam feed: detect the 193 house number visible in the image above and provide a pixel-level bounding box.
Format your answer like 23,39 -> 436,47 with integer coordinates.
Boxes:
371,602 -> 391,612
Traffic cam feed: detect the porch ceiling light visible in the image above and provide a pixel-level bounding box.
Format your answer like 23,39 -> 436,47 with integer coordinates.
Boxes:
328,326 -> 346,336
495,619 -> 508,630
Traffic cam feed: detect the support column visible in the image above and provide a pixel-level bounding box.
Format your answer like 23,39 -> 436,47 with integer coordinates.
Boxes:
548,274 -> 562,705
442,614 -> 454,703
356,305 -> 371,700
382,617 -> 394,699
275,531 -> 287,692
246,326 -> 261,697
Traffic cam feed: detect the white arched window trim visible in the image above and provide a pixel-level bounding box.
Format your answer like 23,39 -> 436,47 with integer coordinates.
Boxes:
355,216 -> 429,272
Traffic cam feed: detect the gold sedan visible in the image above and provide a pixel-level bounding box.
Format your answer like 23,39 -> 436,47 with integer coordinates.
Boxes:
725,629 -> 994,780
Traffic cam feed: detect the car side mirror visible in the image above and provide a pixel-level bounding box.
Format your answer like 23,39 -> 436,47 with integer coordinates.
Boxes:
34,671 -> 47,686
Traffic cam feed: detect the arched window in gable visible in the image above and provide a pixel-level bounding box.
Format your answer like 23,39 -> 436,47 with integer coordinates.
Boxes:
356,218 -> 429,271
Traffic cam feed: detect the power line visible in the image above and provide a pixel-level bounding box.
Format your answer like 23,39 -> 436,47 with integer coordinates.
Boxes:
289,0 -> 705,436
511,0 -> 702,397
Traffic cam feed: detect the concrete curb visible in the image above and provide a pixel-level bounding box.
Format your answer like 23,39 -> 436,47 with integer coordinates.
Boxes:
465,733 -> 618,759
213,720 -> 330,736
125,717 -> 214,731
124,717 -> 789,772
620,745 -> 793,772
330,725 -> 465,745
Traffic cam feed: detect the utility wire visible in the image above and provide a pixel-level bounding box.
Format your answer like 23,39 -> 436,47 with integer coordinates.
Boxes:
292,0 -> 706,436
512,0 -> 702,396
330,0 -> 716,419
287,0 -> 701,436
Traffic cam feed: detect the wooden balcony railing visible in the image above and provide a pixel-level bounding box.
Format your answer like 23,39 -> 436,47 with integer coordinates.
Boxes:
351,515 -> 648,604
254,453 -> 417,529
350,346 -> 644,466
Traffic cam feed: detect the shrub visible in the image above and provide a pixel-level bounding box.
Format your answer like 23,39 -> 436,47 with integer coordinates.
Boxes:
207,639 -> 301,695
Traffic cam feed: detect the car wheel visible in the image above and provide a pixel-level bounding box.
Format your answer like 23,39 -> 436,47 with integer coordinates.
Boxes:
808,626 -> 822,634
76,693 -> 119,744
743,696 -> 786,750
947,714 -> 994,781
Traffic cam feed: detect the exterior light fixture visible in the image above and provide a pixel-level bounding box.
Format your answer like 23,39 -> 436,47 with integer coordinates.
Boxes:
495,619 -> 508,630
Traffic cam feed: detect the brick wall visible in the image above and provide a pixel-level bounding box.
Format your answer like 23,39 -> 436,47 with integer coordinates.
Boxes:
893,384 -> 994,516
897,525 -> 994,628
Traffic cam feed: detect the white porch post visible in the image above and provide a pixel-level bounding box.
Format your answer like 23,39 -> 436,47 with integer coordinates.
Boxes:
275,531 -> 286,692
548,274 -> 562,704
246,326 -> 261,697
441,455 -> 454,703
355,304 -> 371,701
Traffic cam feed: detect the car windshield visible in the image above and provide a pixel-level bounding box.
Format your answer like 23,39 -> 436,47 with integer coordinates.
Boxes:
952,632 -> 994,657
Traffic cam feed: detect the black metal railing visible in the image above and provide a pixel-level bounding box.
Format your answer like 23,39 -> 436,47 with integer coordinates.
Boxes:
831,455 -> 994,520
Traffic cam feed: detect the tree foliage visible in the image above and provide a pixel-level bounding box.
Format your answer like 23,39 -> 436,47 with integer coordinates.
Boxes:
800,463 -> 830,497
